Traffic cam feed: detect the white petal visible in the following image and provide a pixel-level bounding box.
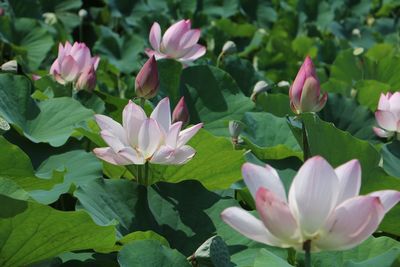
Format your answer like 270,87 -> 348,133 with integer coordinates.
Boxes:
335,159 -> 361,205
165,121 -> 182,148
149,22 -> 162,51
95,114 -> 128,145
315,196 -> 384,251
118,147 -> 146,165
255,188 -> 298,243
150,98 -> 171,134
167,145 -> 196,165
288,156 -> 339,237
242,163 -> 287,202
368,190 -> 400,213
99,130 -> 126,152
221,207 -> 284,247
138,119 -> 162,159
375,110 -> 397,131
93,147 -> 132,165
122,100 -> 147,147
150,145 -> 175,164
177,123 -> 203,147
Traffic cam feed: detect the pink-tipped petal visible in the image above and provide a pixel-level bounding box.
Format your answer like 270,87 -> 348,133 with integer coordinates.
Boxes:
377,93 -> 391,110
92,56 -> 100,70
150,98 -> 171,134
372,127 -> 393,138
288,156 -> 339,237
368,190 -> 400,213
388,92 -> 400,111
242,163 -> 287,202
162,20 -> 191,53
122,100 -> 147,147
221,207 -> 284,247
165,121 -> 183,148
335,159 -> 361,205
177,123 -> 203,147
313,92 -> 328,112
60,55 -> 80,82
375,110 -> 397,131
179,44 -> 206,62
49,59 -> 60,75
299,77 -> 320,112
172,97 -> 190,125
150,145 -> 175,164
94,115 -> 128,145
93,147 -> 132,165
315,196 -> 384,251
167,145 -> 196,165
255,188 -> 298,243
100,130 -> 126,152
138,118 -> 162,159
179,29 -> 201,50
118,147 -> 146,165
149,22 -> 162,51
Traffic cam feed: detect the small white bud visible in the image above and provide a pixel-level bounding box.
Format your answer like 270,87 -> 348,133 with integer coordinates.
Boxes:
222,41 -> 236,55
352,28 -> 361,37
79,9 -> 88,19
43,12 -> 57,25
277,80 -> 290,88
353,47 -> 364,56
1,60 -> 18,72
250,81 -> 269,101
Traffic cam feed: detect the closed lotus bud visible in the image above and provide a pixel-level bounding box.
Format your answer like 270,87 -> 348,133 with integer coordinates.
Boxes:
229,120 -> 243,144
76,66 -> 96,91
250,81 -> 269,101
289,56 -> 327,114
0,8 -> 4,16
222,41 -> 237,55
43,12 -> 57,25
172,97 -> 190,126
78,9 -> 88,19
135,56 -> 159,99
1,60 -> 18,72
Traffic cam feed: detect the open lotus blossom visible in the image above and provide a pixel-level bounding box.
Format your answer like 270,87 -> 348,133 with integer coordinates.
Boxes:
94,98 -> 203,165
221,156 -> 400,252
289,56 -> 327,114
50,41 -> 99,89
145,20 -> 206,64
373,92 -> 400,138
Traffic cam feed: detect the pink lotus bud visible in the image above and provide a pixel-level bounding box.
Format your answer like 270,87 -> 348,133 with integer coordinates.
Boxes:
0,8 -> 4,16
31,74 -> 42,81
135,56 -> 159,99
145,20 -> 206,64
373,92 -> 400,139
172,97 -> 190,126
75,66 -> 97,91
289,56 -> 327,114
50,42 -> 99,87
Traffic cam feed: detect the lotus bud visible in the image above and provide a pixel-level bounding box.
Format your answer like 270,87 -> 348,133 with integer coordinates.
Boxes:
76,66 -> 96,91
222,41 -> 237,55
250,81 -> 269,101
0,8 -> 4,16
172,97 -> 190,126
277,80 -> 290,88
289,56 -> 327,114
43,12 -> 57,25
135,56 -> 159,99
229,120 -> 243,145
1,60 -> 18,73
78,9 -> 88,19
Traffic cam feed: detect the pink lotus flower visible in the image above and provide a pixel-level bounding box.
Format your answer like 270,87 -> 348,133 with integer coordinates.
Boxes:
373,92 -> 400,138
172,97 -> 190,126
221,156 -> 400,252
289,56 -> 327,114
145,20 -> 206,64
50,41 -> 99,89
135,56 -> 159,99
94,98 -> 203,165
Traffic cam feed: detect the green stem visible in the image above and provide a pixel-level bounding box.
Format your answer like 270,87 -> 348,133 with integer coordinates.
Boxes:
287,247 -> 297,266
216,52 -> 224,67
303,240 -> 311,267
137,164 -> 143,185
144,162 -> 149,186
301,120 -> 310,161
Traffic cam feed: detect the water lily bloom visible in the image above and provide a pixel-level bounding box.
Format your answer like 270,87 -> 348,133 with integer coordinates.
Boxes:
289,56 -> 327,114
172,97 -> 190,126
373,92 -> 400,138
221,156 -> 400,252
145,20 -> 206,63
135,56 -> 159,99
50,41 -> 99,88
94,98 -> 203,165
